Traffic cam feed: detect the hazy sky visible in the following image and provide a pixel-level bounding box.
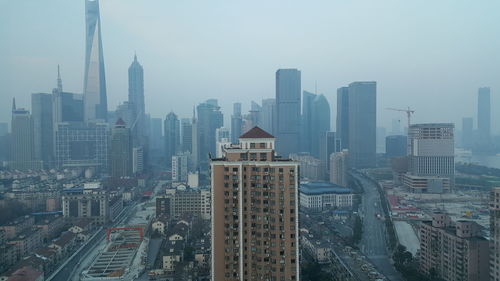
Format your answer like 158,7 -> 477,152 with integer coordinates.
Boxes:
1,0 -> 499,133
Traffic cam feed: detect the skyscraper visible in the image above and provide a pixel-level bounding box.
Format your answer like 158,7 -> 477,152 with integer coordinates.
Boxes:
10,100 -> 40,170
276,69 -> 301,157
83,0 -> 107,122
385,135 -> 407,158
52,65 -> 84,125
112,101 -> 134,129
164,112 -> 180,168
128,54 -> 145,146
32,93 -> 53,168
54,122 -> 109,172
347,82 -> 376,168
231,102 -> 242,144
336,87 -> 349,150
0,122 -> 8,136
261,98 -> 276,135
301,91 -> 331,157
301,91 -> 316,153
403,123 -> 454,193
110,118 -> 133,178
191,109 -> 199,170
180,118 -> 192,153
196,100 -> 223,168
0,123 -> 9,162
376,126 -> 387,154
210,127 -> 299,281
319,131 -> 341,179
461,117 -> 473,149
477,87 -> 491,151
246,101 -> 262,133
311,94 -> 330,157
150,117 -> 163,153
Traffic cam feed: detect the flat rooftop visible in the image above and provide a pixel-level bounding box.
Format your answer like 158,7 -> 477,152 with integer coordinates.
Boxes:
300,181 -> 352,195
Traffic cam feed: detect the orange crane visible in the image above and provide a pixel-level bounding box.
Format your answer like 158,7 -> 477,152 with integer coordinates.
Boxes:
386,107 -> 415,130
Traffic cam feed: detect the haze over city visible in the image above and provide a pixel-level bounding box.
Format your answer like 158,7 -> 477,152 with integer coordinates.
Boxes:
2,1 -> 500,281
2,0 -> 500,130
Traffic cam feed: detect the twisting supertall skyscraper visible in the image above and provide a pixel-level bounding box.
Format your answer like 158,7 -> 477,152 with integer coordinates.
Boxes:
128,54 -> 145,146
83,0 -> 108,122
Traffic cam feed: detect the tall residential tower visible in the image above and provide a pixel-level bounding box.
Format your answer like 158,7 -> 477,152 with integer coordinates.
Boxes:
210,127 -> 299,281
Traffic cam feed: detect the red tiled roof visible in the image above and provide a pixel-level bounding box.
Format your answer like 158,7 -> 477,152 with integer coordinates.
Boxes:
239,126 -> 274,139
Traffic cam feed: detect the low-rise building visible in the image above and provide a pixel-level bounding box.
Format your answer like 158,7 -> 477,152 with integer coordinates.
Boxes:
419,213 -> 489,281
4,190 -> 61,212
7,229 -> 43,261
69,219 -> 93,234
49,232 -> 77,259
301,233 -> 331,263
34,214 -> 65,241
162,240 -> 184,272
193,238 -> 210,267
290,153 -> 324,181
152,215 -> 169,235
299,181 -> 354,211
34,247 -> 58,274
0,244 -> 17,273
0,216 -> 34,239
6,266 -> 44,281
402,174 -> 451,193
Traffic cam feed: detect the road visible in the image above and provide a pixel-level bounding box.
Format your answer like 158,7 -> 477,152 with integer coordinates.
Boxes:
352,171 -> 402,281
49,203 -> 136,281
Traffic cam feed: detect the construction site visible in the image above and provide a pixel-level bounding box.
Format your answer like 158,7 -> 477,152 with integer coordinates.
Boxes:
81,226 -> 148,281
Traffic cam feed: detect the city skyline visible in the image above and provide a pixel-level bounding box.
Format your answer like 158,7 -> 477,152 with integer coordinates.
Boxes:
2,1 -> 500,132
2,2 -> 500,281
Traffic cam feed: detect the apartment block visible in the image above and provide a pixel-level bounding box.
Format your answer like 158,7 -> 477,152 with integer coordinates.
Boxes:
62,183 -> 110,224
210,126 -> 300,281
491,187 -> 500,281
419,213 -> 488,281
156,186 -> 211,220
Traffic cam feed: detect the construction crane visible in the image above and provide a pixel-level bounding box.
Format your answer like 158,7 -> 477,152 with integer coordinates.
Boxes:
386,107 -> 415,130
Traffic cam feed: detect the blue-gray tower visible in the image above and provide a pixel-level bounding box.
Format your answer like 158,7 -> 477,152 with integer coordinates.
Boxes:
84,0 -> 108,122
128,54 -> 145,146
276,69 -> 301,157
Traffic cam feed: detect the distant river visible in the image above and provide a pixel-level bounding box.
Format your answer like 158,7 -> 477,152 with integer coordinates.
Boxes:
455,148 -> 500,169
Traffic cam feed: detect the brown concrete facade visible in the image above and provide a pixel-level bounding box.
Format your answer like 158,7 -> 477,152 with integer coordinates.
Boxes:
211,128 -> 300,281
491,187 -> 500,281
